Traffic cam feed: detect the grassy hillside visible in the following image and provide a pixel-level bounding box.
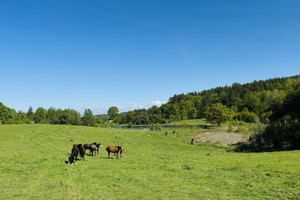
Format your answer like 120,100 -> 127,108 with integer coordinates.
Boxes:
0,125 -> 299,199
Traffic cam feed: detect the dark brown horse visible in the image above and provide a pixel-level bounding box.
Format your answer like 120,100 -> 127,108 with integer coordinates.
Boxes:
73,144 -> 86,160
68,146 -> 79,165
106,146 -> 123,159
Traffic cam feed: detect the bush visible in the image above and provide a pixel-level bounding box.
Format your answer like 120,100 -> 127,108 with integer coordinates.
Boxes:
235,118 -> 300,152
234,111 -> 259,123
150,123 -> 162,131
235,125 -> 246,133
259,119 -> 300,150
127,122 -> 133,129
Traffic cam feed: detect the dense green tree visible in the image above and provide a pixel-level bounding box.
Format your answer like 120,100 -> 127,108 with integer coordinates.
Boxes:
0,102 -> 13,124
107,106 -> 119,119
15,111 -> 29,124
205,103 -> 232,127
82,108 -> 95,126
34,107 -> 47,124
113,113 -> 125,124
47,107 -> 59,124
62,109 -> 82,125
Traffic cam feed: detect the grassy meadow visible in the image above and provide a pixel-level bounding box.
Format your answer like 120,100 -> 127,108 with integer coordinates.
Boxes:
0,124 -> 299,199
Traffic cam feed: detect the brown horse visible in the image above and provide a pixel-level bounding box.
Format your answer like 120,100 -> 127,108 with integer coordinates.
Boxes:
106,146 -> 123,159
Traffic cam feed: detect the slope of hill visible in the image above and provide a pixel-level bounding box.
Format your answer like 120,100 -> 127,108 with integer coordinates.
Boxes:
0,125 -> 299,199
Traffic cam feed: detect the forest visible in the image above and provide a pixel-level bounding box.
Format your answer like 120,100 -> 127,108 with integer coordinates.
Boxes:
115,75 -> 300,125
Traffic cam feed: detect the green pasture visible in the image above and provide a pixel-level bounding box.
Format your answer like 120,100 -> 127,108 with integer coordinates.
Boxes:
0,125 -> 299,199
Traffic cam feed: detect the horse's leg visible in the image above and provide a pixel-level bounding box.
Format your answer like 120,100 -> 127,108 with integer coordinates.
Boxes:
108,152 -> 110,159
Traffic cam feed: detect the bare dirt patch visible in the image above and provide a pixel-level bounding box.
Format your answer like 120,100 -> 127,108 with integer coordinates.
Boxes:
193,132 -> 249,146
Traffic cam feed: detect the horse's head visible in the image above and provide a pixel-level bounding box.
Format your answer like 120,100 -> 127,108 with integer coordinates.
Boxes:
68,155 -> 74,165
97,143 -> 103,149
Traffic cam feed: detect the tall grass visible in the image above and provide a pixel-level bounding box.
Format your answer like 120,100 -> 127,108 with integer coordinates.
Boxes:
0,124 -> 299,199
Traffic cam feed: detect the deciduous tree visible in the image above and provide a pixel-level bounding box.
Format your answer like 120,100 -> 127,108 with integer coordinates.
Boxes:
205,103 -> 232,127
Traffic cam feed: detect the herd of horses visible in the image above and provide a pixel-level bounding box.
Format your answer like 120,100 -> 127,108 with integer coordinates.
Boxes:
68,142 -> 124,165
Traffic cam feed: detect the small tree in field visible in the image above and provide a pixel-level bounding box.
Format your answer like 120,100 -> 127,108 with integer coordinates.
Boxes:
205,103 -> 232,127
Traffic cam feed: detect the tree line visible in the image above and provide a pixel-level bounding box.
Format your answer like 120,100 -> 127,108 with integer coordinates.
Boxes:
1,74 -> 299,129
0,105 -> 100,126
111,75 -> 300,126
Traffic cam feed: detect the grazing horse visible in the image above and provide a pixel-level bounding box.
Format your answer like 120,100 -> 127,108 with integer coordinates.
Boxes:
68,146 -> 79,165
84,142 -> 97,155
106,146 -> 123,159
73,144 -> 86,160
84,142 -> 103,156
90,144 -> 98,156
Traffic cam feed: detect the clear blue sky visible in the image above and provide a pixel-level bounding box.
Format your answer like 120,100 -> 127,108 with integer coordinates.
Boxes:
1,0 -> 299,114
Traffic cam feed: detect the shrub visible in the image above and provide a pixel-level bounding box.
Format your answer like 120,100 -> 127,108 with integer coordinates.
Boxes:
235,118 -> 300,152
150,123 -> 162,131
127,122 -> 133,129
227,123 -> 234,133
234,111 -> 259,123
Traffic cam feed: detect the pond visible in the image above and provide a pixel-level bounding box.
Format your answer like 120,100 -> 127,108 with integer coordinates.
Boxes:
114,124 -> 211,130
114,125 -> 174,130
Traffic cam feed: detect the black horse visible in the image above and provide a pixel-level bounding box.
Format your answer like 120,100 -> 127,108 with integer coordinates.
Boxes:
73,144 -> 86,160
68,146 -> 79,165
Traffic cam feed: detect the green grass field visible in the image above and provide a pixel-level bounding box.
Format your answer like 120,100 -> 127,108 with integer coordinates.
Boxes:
0,125 -> 299,199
